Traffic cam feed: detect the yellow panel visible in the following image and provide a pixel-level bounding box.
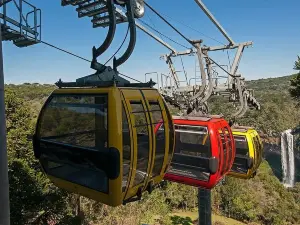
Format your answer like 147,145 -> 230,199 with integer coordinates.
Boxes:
161,97 -> 175,173
48,175 -> 115,206
141,89 -> 170,185
249,130 -> 263,173
228,128 -> 262,179
120,88 -> 153,200
256,131 -> 263,167
121,94 -> 135,200
53,87 -> 112,94
107,87 -> 123,206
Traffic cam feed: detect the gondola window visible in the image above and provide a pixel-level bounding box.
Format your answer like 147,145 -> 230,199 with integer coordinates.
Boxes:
171,125 -> 211,181
40,95 -> 108,149
122,105 -> 131,192
235,136 -> 249,156
130,101 -> 150,186
39,95 -> 109,193
219,129 -> 228,175
224,127 -> 233,171
253,136 -> 260,163
231,135 -> 249,174
149,101 -> 165,177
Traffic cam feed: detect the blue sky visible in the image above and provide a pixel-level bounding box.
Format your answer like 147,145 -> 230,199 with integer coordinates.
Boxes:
2,0 -> 300,84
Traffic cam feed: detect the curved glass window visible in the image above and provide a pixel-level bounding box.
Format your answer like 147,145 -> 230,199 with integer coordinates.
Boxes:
231,135 -> 250,174
122,105 -> 131,192
224,128 -> 233,172
130,101 -> 150,186
149,101 -> 165,178
234,135 -> 249,156
39,94 -> 109,193
169,125 -> 211,181
40,95 -> 108,149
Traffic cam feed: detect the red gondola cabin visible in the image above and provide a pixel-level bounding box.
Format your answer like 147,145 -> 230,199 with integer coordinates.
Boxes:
156,115 -> 235,189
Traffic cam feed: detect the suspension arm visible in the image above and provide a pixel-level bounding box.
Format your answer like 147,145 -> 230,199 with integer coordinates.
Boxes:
104,0 -> 177,53
191,41 -> 206,101
113,0 -> 136,70
200,56 -> 214,103
164,55 -> 180,88
92,0 -> 116,61
238,93 -> 248,118
231,77 -> 245,118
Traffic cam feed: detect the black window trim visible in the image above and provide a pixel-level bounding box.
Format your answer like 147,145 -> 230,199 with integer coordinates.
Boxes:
39,93 -> 109,150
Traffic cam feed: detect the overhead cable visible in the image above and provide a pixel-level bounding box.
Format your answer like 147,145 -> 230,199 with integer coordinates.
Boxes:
138,19 -> 190,49
119,72 -> 142,83
146,12 -> 165,42
144,1 -> 193,45
41,41 -> 91,62
157,11 -> 225,45
97,25 -> 130,74
41,40 -> 142,83
179,56 -> 188,84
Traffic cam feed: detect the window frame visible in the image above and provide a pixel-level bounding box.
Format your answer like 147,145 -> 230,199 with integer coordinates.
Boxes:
219,128 -> 229,175
148,100 -> 166,178
122,103 -> 132,192
234,135 -> 249,156
37,93 -> 110,194
39,94 -> 109,151
130,100 -> 151,187
223,127 -> 233,172
168,124 -> 212,181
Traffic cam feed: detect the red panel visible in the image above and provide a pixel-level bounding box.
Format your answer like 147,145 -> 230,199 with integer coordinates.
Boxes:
161,117 -> 234,189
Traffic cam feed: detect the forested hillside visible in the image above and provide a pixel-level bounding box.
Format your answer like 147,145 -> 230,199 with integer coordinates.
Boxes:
210,74 -> 300,140
4,74 -> 300,225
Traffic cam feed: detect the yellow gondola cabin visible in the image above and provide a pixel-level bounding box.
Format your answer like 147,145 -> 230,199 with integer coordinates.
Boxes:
228,126 -> 263,179
33,86 -> 175,206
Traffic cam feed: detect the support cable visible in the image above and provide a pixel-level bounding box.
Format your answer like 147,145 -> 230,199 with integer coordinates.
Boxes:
138,19 -> 189,49
207,56 -> 237,78
156,10 -> 225,45
179,55 -> 188,84
226,50 -> 232,70
41,41 -> 91,62
144,1 -> 193,45
41,39 -> 142,83
98,25 -> 130,73
119,72 -> 142,83
146,12 -> 165,42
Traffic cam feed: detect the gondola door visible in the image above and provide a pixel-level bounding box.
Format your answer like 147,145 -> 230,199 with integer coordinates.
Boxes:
231,134 -> 253,175
256,132 -> 263,168
251,131 -> 263,173
142,90 -> 172,185
246,133 -> 255,173
120,89 -> 153,201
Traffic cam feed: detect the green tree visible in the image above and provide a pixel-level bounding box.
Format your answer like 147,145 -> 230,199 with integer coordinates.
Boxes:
290,56 -> 300,103
5,88 -> 78,225
5,89 -> 35,165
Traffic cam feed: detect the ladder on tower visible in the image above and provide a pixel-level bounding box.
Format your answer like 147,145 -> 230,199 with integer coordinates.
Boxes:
0,0 -> 41,47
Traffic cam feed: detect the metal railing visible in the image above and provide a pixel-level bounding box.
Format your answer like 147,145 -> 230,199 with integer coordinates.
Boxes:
0,0 -> 41,42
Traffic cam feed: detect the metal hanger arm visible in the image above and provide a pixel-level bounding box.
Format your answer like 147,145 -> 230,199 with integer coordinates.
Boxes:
113,0 -> 136,70
92,0 -> 116,61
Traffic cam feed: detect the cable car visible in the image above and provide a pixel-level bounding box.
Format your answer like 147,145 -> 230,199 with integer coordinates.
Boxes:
33,85 -> 175,207
228,126 -> 263,179
155,115 -> 235,189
